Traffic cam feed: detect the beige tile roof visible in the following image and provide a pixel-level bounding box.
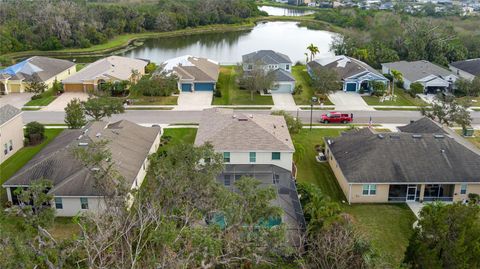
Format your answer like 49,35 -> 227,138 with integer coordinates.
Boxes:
62,56 -> 148,83
165,55 -> 219,82
195,108 -> 294,152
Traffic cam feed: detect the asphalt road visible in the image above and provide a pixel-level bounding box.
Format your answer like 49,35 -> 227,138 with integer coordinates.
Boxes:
23,110 -> 480,125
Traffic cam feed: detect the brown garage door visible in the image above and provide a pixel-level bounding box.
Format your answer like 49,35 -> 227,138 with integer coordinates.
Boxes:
63,83 -> 84,92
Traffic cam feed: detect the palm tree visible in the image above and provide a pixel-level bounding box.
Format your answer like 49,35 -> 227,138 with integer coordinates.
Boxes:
390,69 -> 403,101
130,69 -> 141,83
307,44 -> 320,62
304,53 -> 309,63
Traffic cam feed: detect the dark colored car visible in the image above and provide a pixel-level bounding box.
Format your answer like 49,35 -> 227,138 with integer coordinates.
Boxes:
320,112 -> 352,124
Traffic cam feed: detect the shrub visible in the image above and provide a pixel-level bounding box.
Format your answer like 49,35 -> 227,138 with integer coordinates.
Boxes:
293,84 -> 303,95
214,89 -> 222,98
409,82 -> 424,98
25,121 -> 45,145
145,62 -> 158,74
371,81 -> 387,97
52,79 -> 63,94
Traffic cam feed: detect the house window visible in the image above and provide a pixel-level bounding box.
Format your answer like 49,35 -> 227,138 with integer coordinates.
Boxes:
224,175 -> 231,186
8,140 -> 12,151
223,152 -> 230,163
272,152 -> 281,160
235,174 -> 242,181
362,184 -> 377,196
3,143 -> 7,155
249,152 -> 256,163
460,184 -> 467,195
80,197 -> 89,209
247,64 -> 253,70
55,197 -> 63,209
286,64 -> 290,71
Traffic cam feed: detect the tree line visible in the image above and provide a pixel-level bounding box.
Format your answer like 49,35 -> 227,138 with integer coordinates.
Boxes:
315,9 -> 480,68
0,0 -> 262,55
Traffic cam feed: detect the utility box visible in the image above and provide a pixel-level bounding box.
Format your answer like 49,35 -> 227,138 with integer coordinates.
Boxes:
463,127 -> 474,137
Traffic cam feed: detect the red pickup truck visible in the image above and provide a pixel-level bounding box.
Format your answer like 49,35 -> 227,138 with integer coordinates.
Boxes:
320,112 -> 352,124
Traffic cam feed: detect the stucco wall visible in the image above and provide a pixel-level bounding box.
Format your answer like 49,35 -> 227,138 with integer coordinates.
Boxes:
453,184 -> 480,202
44,65 -> 77,88
225,151 -> 293,171
325,144 -> 350,202
54,196 -> 106,217
131,132 -> 161,190
349,184 -> 390,203
0,113 -> 24,164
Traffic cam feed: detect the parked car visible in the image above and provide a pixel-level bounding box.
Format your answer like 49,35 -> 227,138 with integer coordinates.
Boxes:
320,112 -> 352,124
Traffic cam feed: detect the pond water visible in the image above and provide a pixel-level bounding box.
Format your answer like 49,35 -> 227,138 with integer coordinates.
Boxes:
258,5 -> 315,16
121,21 -> 336,64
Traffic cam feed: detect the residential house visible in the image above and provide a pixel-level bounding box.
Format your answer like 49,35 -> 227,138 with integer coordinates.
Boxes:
62,56 -> 148,92
307,55 -> 388,93
0,105 -> 23,164
449,58 -> 480,81
0,56 -> 76,94
195,108 -> 304,245
242,50 -> 296,93
161,55 -> 220,92
325,118 -> 480,204
2,120 -> 161,216
382,60 -> 458,94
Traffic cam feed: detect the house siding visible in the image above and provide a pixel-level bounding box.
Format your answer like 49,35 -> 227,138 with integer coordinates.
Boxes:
0,113 -> 24,164
224,151 -> 293,171
54,197 -> 105,217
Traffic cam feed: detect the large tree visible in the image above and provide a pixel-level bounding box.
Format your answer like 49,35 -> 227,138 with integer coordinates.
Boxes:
64,98 -> 86,129
25,80 -> 47,97
404,203 -> 480,269
421,94 -> 472,129
237,63 -> 276,101
310,66 -> 341,101
83,97 -> 125,121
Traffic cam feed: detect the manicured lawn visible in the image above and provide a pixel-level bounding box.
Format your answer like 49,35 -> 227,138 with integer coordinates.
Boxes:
293,129 -> 415,267
456,130 -> 480,148
362,88 -> 427,106
292,129 -> 346,202
344,204 -> 416,268
457,96 -> 480,104
76,63 -> 87,71
24,88 -> 57,106
129,96 -> 178,105
159,128 -> 197,152
212,66 -> 274,105
291,65 -> 333,105
0,129 -> 64,204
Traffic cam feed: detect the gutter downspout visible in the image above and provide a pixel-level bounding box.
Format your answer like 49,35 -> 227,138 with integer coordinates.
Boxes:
348,184 -> 352,205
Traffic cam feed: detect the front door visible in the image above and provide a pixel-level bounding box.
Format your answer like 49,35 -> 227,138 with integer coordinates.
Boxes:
406,185 -> 417,201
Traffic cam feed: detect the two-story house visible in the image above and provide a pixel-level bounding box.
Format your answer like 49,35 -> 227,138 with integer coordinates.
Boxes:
242,50 -> 296,93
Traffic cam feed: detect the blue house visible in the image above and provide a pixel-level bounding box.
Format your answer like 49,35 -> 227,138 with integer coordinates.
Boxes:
307,55 -> 388,93
161,55 -> 220,92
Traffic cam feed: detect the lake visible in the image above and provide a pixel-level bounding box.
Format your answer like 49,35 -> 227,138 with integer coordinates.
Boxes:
258,5 -> 315,16
121,21 -> 336,64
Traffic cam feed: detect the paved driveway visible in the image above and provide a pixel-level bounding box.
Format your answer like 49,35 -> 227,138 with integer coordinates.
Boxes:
0,93 -> 33,108
329,91 -> 374,111
272,93 -> 297,111
175,92 -> 213,111
43,92 -> 90,111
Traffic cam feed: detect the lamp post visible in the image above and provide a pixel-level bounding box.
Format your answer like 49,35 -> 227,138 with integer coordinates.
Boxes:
310,96 -> 318,131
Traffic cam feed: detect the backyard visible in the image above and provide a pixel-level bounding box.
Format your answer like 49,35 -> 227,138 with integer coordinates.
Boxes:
292,128 -> 415,267
291,65 -> 333,106
212,66 -> 274,106
159,128 -> 198,152
362,88 -> 427,106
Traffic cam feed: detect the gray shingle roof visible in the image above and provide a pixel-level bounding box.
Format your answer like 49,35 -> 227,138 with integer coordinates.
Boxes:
3,120 -> 160,196
307,55 -> 383,80
242,50 -> 292,65
397,117 -> 446,134
327,129 -> 480,184
0,104 -> 21,126
194,108 -> 294,152
450,58 -> 480,76
382,60 -> 454,82
273,69 -> 295,82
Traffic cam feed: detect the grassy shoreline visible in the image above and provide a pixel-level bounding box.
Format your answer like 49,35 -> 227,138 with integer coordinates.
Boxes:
3,17 -> 337,62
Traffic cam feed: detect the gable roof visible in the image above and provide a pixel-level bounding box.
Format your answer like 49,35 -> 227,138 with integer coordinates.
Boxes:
0,104 -> 21,126
382,60 -> 454,82
242,50 -> 292,65
62,56 -> 148,83
327,125 -> 480,184
307,55 -> 384,80
3,120 -> 160,196
0,56 -> 75,82
162,55 -> 220,82
273,68 -> 295,82
450,58 -> 480,76
397,117 -> 446,134
195,108 -> 294,152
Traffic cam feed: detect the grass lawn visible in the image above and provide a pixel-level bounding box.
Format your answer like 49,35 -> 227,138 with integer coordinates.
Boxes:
76,63 -> 87,71
159,128 -> 197,152
456,130 -> 480,148
362,88 -> 427,106
291,65 -> 333,106
457,96 -> 480,105
24,88 -> 57,106
129,96 -> 178,105
293,129 -> 415,267
212,66 -> 273,105
344,204 -> 416,267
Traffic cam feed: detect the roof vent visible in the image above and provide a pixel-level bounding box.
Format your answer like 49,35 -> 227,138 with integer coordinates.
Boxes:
412,134 -> 422,139
327,139 -> 333,145
248,114 -> 253,118
377,134 -> 385,139
77,135 -> 83,140
390,135 -> 400,140
78,142 -> 89,146
232,114 -> 237,119
434,134 -> 445,139
91,167 -> 100,171
96,132 -> 102,138
83,128 -> 89,135
440,149 -> 446,153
